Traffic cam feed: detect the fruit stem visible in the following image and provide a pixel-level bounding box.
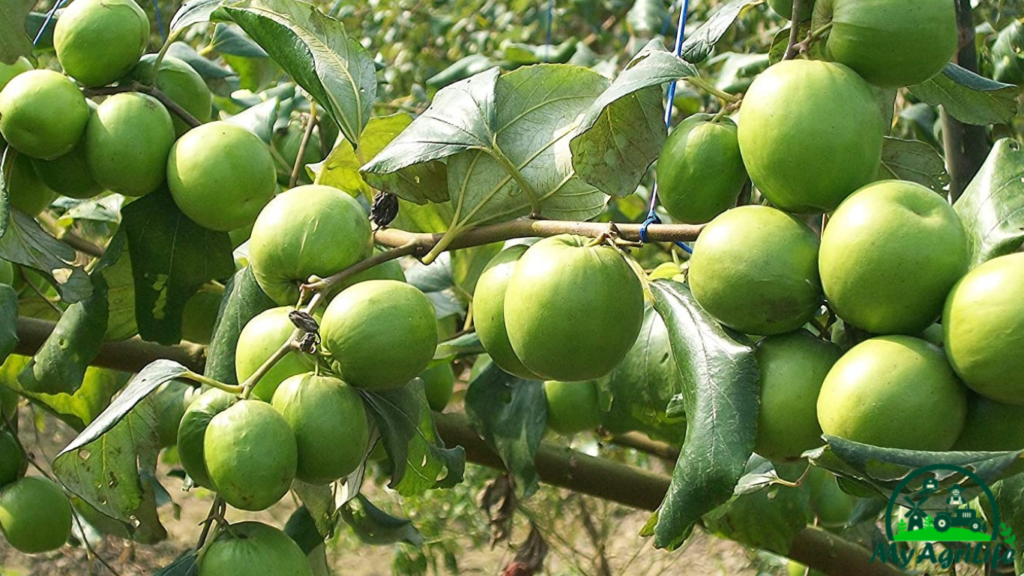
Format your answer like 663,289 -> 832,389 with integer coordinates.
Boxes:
149,28 -> 185,83
684,76 -> 740,104
238,340 -> 300,399
181,371 -> 243,395
422,226 -> 462,265
289,102 -> 319,189
783,0 -> 806,60
302,242 -> 419,296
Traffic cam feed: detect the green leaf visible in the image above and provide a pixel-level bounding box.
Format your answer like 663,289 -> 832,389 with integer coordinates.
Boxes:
292,481 -> 337,540
714,52 -> 770,94
426,54 -> 498,89
122,190 -> 235,345
991,475 -> 1024,568
25,12 -> 57,52
0,285 -> 18,364
626,0 -> 669,36
361,380 -> 465,496
878,137 -> 949,193
703,460 -> 813,555
153,552 -> 199,576
102,248 -> 138,341
768,23 -> 810,65
167,42 -> 233,79
570,41 -> 695,198
954,139 -> 1024,268
404,254 -> 465,319
17,235 -> 123,395
204,267 -> 277,385
808,436 -> 1023,501
464,363 -> 546,497
0,0 -> 32,65
170,0 -> 230,34
600,307 -> 686,444
340,494 -> 423,546
312,113 -> 447,204
646,280 -> 759,550
215,0 -> 377,147
209,23 -> 269,57
0,210 -> 93,303
908,63 -> 1022,126
679,0 -> 760,64
224,97 -> 280,143
222,52 -> 283,92
433,331 -> 484,361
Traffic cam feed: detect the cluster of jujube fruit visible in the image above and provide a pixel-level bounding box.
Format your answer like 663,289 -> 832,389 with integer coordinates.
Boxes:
656,0 -> 1024,463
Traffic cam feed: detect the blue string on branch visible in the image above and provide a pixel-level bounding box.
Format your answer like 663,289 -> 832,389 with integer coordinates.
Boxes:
544,0 -> 554,63
641,0 -> 693,254
34,0 -> 69,46
153,0 -> 168,43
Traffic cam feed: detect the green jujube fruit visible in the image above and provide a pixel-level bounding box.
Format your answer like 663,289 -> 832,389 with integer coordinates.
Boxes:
473,245 -> 540,380
688,206 -> 822,336
132,55 -> 213,136
0,70 -> 90,160
814,0 -> 957,88
737,60 -> 884,213
8,154 -> 57,215
544,380 -> 601,435
755,330 -> 841,461
0,477 -> 72,554
31,137 -> 103,199
505,235 -> 645,381
235,307 -> 315,402
177,388 -> 235,489
420,363 -> 455,411
54,0 -> 149,87
0,430 -> 26,485
0,57 -> 33,92
769,0 -> 815,20
321,280 -> 437,391
272,373 -> 370,483
819,180 -> 969,335
167,122 -> 276,231
953,395 -> 1024,476
944,253 -> 1024,405
204,400 -> 297,511
249,185 -> 372,305
86,92 -> 174,196
656,114 -> 747,225
817,336 -> 967,451
199,522 -> 313,576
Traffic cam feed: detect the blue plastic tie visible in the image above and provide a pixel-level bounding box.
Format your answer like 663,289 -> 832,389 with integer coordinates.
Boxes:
544,0 -> 554,62
641,0 -> 693,254
34,0 -> 68,46
153,0 -> 167,42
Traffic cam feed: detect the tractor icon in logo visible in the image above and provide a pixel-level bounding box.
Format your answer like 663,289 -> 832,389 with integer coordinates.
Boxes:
895,478 -> 988,542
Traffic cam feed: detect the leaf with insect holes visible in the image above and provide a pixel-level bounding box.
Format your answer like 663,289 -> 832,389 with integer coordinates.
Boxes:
214,0 -> 376,147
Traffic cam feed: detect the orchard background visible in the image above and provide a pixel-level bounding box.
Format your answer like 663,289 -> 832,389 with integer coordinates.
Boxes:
0,0 -> 1022,575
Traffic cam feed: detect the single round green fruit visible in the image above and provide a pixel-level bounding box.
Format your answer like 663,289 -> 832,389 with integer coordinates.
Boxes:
944,253 -> 1024,405
271,373 -> 369,484
0,57 -> 32,92
770,0 -> 815,20
0,260 -> 13,286
806,468 -> 856,528
817,336 -> 967,450
788,561 -> 825,576
132,55 -> 212,136
0,70 -> 90,160
167,122 -> 276,231
54,0 -> 148,87
149,380 -> 196,449
505,235 -> 645,381
8,153 -> 56,215
177,388 -> 235,489
0,477 -> 72,554
249,185 -> 372,304
321,280 -> 437,390
199,521 -> 312,576
953,395 -> 1024,476
31,137 -> 103,199
544,380 -> 600,435
181,285 -> 223,345
0,430 -> 26,485
815,0 -> 957,88
755,330 -> 841,461
737,60 -> 884,213
657,114 -> 746,225
473,245 -> 540,380
204,400 -> 297,511
235,307 -> 315,402
689,206 -> 821,336
420,363 -> 455,411
820,180 -> 969,335
86,92 -> 174,196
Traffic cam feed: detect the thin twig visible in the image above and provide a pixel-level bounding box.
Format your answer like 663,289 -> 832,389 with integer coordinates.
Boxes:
239,340 -> 300,399
301,242 -> 419,295
783,0 -> 806,60
37,213 -> 105,258
72,509 -> 122,576
289,103 -> 318,189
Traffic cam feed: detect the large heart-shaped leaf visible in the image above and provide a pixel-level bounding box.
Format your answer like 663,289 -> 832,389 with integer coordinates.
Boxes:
464,363 -> 546,497
954,139 -> 1024,268
215,0 -> 376,147
877,137 -> 949,193
643,280 -> 759,550
570,41 -> 695,198
908,63 -> 1021,126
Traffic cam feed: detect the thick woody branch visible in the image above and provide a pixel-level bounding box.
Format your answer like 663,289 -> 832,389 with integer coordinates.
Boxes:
943,0 -> 989,201
12,319 -> 901,576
